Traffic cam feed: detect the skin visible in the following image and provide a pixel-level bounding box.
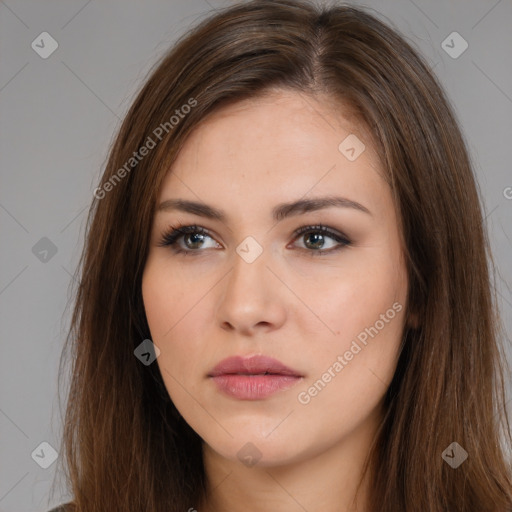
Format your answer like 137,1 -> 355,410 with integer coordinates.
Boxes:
142,89 -> 410,512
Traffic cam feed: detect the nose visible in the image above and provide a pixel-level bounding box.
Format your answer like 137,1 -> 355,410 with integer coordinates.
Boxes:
215,245 -> 287,335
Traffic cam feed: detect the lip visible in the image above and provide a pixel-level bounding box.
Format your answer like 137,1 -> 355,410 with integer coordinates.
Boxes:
208,355 -> 303,400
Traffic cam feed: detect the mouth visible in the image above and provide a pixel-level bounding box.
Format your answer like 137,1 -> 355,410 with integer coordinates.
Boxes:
208,355 -> 303,400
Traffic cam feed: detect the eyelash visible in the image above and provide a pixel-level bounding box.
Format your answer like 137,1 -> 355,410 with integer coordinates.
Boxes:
157,223 -> 352,257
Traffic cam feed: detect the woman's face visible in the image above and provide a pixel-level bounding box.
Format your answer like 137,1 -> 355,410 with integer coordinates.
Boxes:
142,89 -> 409,467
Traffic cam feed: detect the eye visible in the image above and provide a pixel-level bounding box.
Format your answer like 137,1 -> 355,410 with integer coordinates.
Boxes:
290,224 -> 351,256
156,224 -> 220,256
157,223 -> 351,256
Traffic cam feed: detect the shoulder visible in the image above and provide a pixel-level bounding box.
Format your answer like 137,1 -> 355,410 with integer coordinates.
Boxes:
48,503 -> 75,512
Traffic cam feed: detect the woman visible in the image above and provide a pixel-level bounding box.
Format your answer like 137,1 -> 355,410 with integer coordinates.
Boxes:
50,1 -> 512,510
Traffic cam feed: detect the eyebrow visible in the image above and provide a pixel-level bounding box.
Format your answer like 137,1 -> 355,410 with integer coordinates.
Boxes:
156,196 -> 372,222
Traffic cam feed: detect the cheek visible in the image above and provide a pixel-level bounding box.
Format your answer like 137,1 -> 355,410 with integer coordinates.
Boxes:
142,260 -> 202,339
296,282 -> 405,424
142,262 -> 167,334
297,245 -> 407,387
303,249 -> 407,338
142,263 -> 211,392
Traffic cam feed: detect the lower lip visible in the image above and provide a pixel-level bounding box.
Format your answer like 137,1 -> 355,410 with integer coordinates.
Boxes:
210,374 -> 302,400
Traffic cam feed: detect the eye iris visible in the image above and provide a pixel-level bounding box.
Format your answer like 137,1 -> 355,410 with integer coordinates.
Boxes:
305,233 -> 324,249
185,233 -> 205,249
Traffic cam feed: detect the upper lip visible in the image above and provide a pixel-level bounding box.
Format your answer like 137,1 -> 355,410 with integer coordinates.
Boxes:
208,355 -> 303,377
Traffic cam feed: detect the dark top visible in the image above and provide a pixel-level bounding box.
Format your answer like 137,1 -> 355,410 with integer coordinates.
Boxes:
48,503 -> 74,512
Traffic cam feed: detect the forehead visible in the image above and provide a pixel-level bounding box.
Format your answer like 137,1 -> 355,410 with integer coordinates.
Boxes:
179,90 -> 370,162
158,90 -> 387,220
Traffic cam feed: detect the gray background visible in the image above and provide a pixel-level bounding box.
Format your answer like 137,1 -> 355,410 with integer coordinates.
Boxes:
1,0 -> 511,510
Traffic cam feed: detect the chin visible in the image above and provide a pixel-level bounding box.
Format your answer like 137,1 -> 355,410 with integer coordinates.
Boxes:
203,432 -> 312,469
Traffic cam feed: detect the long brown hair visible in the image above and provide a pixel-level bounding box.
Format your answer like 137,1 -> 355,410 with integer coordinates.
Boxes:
51,1 -> 512,510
